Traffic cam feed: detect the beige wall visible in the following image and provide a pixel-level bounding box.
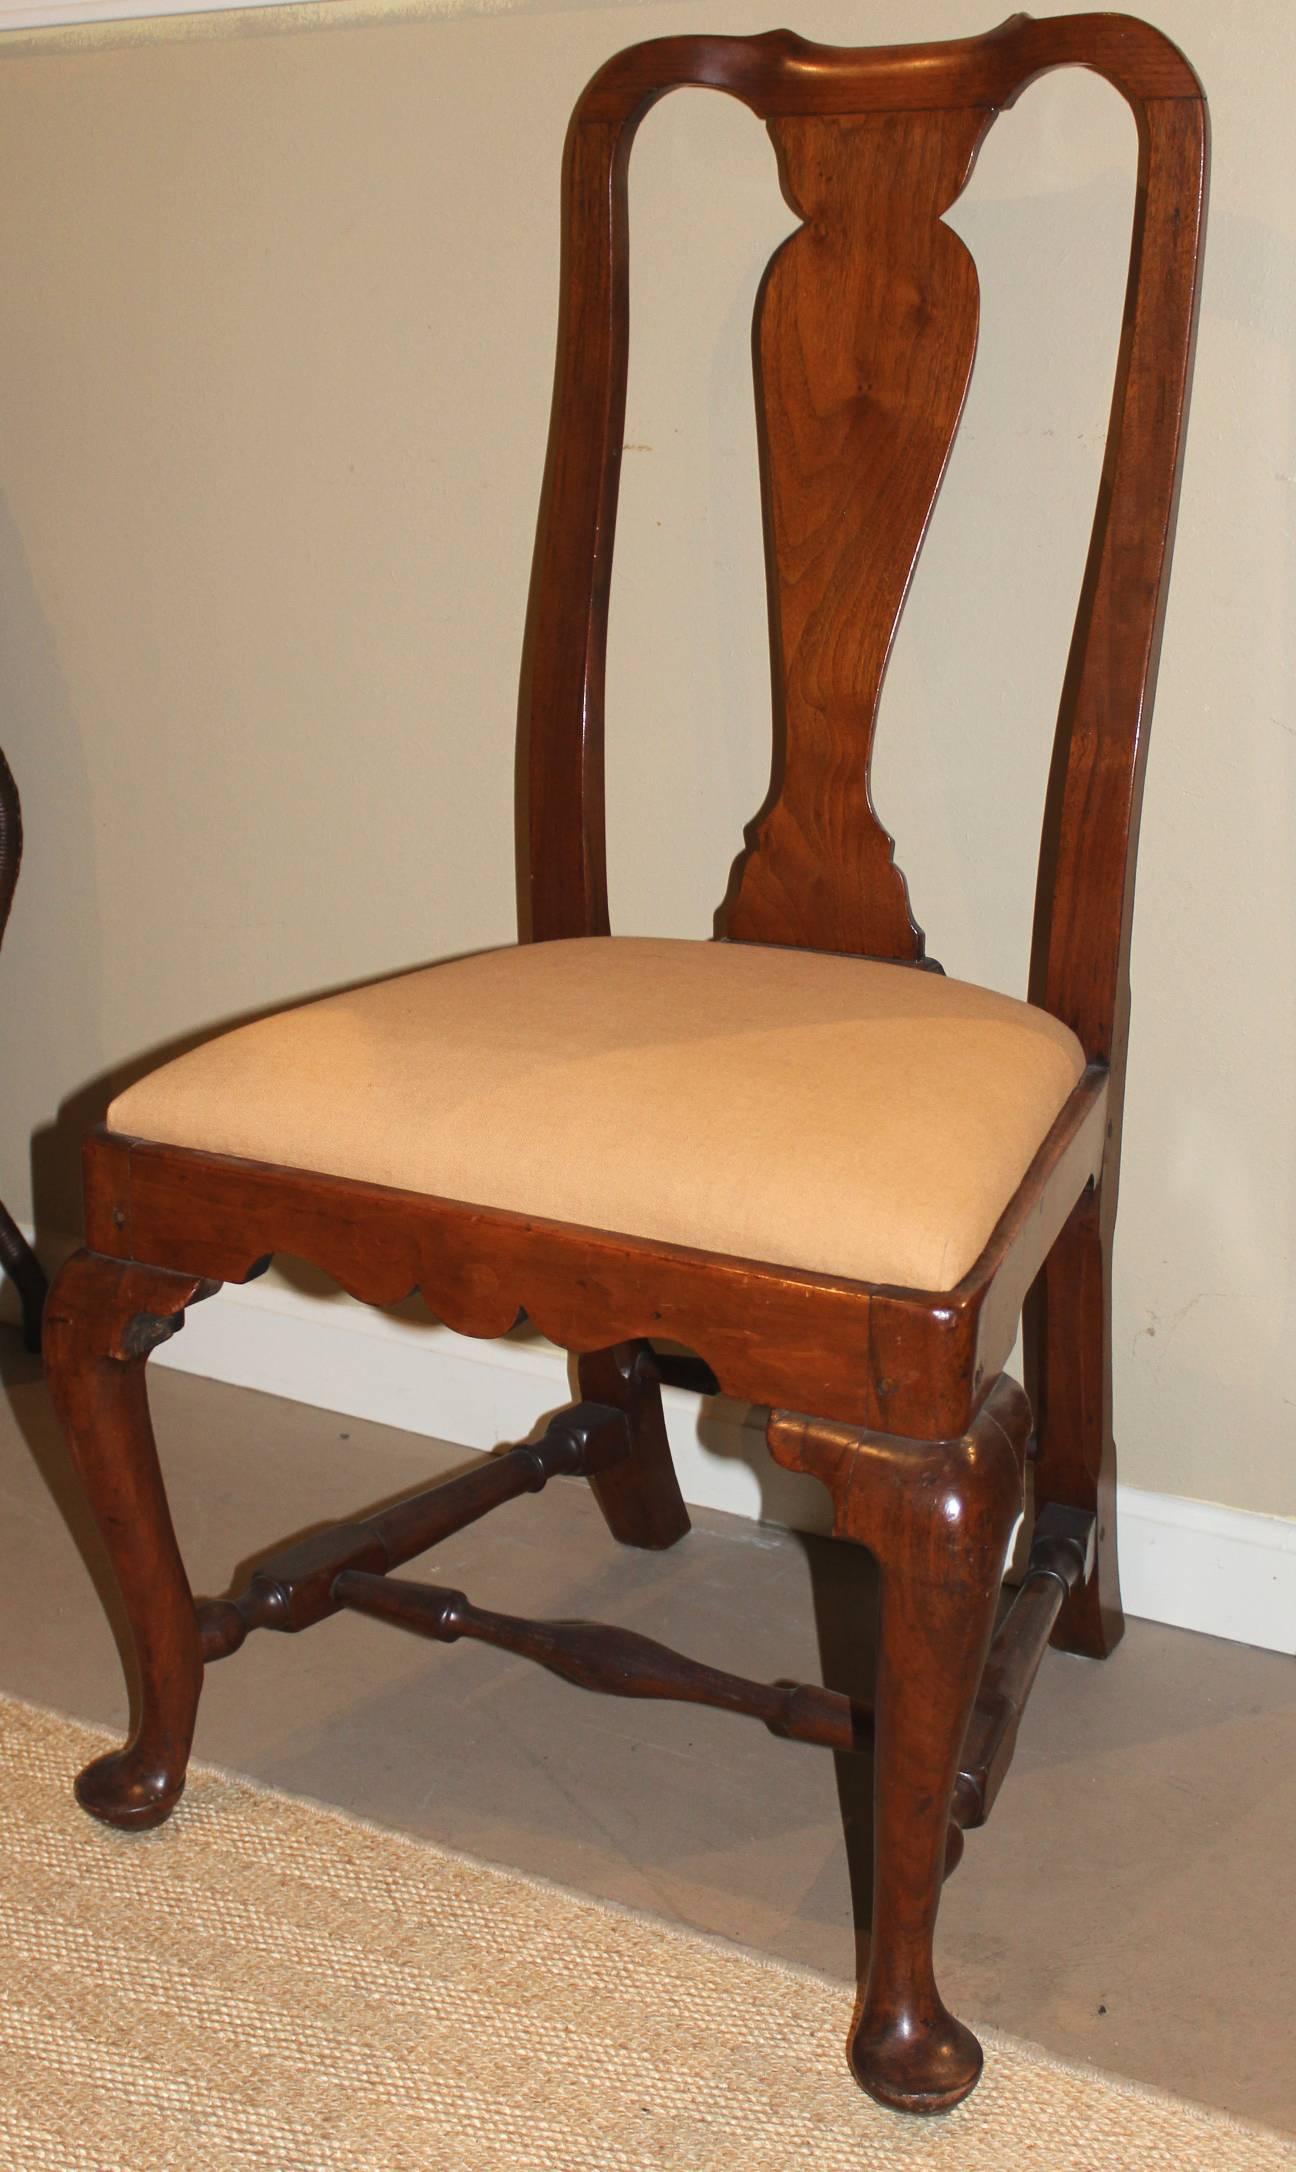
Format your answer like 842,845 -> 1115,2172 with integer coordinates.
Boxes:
1,0 -> 1292,1516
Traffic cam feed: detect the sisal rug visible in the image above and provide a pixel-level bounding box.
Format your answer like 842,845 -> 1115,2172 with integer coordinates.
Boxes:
1,1695 -> 1290,2172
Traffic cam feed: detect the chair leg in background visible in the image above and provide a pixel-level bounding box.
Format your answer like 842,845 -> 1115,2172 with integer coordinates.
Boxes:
769,1384 -> 1027,2113
577,1341 -> 691,1549
42,1249 -> 218,1829
0,1198 -> 47,1351
0,750 -> 46,1352
1029,1182 -> 1124,1657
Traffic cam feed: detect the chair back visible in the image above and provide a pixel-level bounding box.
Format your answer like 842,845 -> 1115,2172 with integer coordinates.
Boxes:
519,14 -> 1207,1082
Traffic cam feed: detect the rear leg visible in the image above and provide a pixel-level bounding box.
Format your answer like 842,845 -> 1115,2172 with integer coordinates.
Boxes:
0,1199 -> 46,1351
1028,1182 -> 1123,1657
577,1341 -> 690,1549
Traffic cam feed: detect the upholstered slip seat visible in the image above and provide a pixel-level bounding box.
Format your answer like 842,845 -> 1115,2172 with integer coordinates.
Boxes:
108,937 -> 1085,1294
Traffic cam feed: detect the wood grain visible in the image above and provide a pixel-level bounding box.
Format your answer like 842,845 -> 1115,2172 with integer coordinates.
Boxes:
42,1252 -> 217,1829
725,108 -> 985,957
523,13 -> 1205,958
578,20 -> 1203,126
577,1341 -> 691,1549
769,1375 -> 1031,2111
42,10 -> 1208,2123
199,1402 -> 632,1658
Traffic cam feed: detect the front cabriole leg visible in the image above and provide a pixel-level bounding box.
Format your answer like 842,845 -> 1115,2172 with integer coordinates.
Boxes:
769,1376 -> 1028,2114
43,1250 -> 219,1830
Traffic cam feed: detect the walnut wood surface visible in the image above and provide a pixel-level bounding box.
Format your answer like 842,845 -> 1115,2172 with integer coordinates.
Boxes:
727,107 -> 985,958
770,1375 -> 1031,2111
42,10 -> 1207,2123
334,1571 -> 870,1752
332,1477 -> 1086,1821
43,1253 -> 217,1828
1022,82 -> 1205,1654
577,1342 -> 691,1549
523,12 -> 1205,963
199,1402 -> 632,1659
953,1500 -> 1093,1826
577,18 -> 1202,123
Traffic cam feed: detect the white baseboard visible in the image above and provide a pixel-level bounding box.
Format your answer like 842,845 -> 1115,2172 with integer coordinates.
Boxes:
1112,1488 -> 1295,1655
9,1242 -> 1294,1654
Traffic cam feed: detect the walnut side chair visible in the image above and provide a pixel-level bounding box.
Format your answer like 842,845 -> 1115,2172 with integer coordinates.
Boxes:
43,11 -> 1206,2118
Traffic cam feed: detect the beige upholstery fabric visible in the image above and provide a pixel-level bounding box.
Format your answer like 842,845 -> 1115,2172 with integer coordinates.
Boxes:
109,937 -> 1086,1292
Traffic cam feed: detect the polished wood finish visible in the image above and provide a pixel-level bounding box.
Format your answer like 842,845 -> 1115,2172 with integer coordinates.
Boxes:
333,1474 -> 1090,1800
1024,70 -> 1206,1654
576,18 -> 1201,123
334,1570 -> 869,1753
577,1342 -> 691,1549
522,13 -> 1205,961
770,1377 -> 1029,2110
727,104 -> 986,960
1028,1182 -> 1124,1653
42,1252 -> 217,1828
953,1500 -> 1094,1827
43,12 -> 1206,2121
199,1401 -> 633,1660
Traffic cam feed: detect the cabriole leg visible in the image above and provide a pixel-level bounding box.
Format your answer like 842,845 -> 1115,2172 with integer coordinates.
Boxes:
577,1341 -> 690,1549
1029,1182 -> 1124,1657
43,1249 -> 218,1829
770,1380 -> 1027,2114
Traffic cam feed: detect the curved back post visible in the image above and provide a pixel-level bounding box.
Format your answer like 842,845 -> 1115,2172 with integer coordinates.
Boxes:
517,11 -> 1206,1092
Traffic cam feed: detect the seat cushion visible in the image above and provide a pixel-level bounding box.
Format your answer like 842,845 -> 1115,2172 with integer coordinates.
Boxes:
108,936 -> 1086,1293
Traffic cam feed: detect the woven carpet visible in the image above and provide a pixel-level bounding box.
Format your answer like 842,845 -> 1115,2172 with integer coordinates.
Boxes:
2,1695 -> 1291,2171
